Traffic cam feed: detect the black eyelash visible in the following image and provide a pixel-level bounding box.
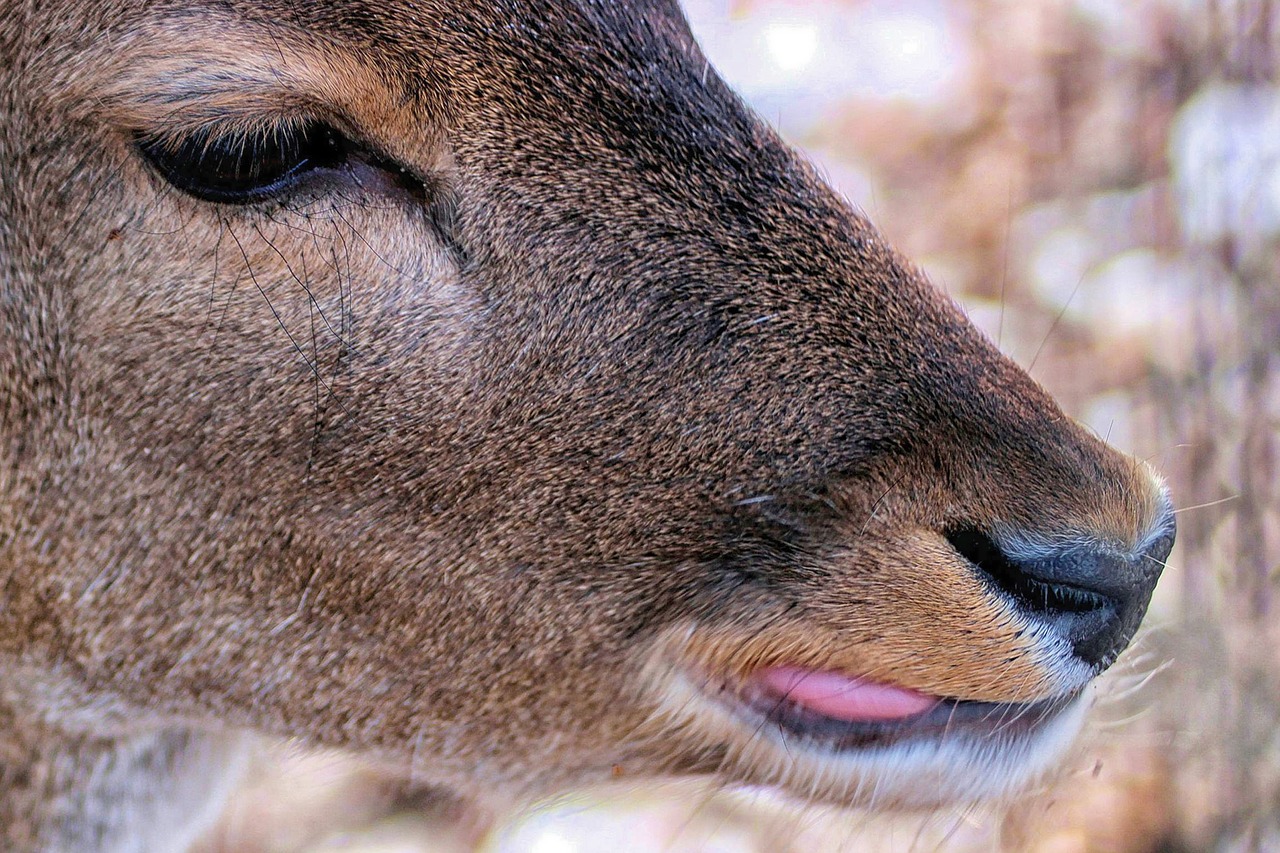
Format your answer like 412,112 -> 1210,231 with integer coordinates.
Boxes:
135,121 -> 351,204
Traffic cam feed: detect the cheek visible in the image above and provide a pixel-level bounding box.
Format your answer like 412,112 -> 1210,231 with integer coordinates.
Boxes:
811,549 -> 1055,702
76,203 -> 472,447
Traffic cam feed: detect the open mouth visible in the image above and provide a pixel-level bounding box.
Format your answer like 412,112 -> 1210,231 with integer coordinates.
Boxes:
720,666 -> 1082,753
643,647 -> 1094,807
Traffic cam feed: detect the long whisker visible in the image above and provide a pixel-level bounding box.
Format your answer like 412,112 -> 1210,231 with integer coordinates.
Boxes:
1172,494 -> 1239,514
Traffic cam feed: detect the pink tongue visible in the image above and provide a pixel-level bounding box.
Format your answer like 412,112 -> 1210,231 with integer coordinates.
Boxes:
753,666 -> 939,723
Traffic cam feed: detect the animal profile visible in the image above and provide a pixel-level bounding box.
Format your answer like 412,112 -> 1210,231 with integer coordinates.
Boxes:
0,0 -> 1174,849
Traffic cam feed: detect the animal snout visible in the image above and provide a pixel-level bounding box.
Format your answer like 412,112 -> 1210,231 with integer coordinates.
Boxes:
946,500 -> 1175,669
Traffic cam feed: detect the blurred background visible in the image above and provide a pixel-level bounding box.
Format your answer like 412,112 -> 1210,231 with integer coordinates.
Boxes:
198,1 -> 1280,850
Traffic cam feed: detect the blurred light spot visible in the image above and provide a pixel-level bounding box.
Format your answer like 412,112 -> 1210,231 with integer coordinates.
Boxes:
1078,249 -> 1173,334
681,0 -> 969,135
526,828 -> 578,853
1170,84 -> 1280,246
1030,226 -> 1096,310
857,5 -> 960,101
764,20 -> 819,73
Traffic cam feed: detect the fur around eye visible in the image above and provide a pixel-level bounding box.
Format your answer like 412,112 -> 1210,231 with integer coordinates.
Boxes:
135,121 -> 350,203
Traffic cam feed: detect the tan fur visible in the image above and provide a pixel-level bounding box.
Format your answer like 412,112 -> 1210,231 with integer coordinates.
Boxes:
0,0 -> 1172,848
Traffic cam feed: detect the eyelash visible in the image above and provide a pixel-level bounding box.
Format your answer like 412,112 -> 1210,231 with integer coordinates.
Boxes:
135,120 -> 413,205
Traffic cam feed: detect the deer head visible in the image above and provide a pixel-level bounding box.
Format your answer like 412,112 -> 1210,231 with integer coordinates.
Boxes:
0,0 -> 1173,845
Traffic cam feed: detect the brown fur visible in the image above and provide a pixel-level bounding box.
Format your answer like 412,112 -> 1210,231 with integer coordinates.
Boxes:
0,0 -> 1171,848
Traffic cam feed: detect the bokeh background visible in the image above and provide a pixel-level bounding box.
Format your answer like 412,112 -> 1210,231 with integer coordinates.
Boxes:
197,1 -> 1280,850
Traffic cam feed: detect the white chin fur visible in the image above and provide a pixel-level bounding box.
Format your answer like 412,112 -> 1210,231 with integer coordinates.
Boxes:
647,669 -> 1091,810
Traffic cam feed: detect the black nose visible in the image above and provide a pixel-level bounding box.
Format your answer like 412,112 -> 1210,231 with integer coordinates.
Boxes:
946,515 -> 1175,668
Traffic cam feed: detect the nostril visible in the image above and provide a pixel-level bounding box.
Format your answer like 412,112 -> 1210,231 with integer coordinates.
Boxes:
945,527 -> 1114,616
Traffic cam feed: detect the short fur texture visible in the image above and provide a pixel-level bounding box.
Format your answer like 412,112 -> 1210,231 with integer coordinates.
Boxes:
0,0 -> 1172,848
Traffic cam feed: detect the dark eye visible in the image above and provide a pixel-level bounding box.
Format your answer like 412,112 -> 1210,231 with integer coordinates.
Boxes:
136,121 -> 350,204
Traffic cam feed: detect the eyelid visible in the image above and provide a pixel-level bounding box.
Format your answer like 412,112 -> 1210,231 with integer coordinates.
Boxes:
134,111 -> 348,157
135,121 -> 338,204
64,13 -> 451,202
49,15 -> 452,188
134,109 -> 422,180
136,116 -> 441,210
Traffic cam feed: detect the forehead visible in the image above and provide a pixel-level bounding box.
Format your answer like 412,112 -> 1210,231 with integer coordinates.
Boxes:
80,0 -> 705,121
205,0 -> 695,64
26,0 -> 709,159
